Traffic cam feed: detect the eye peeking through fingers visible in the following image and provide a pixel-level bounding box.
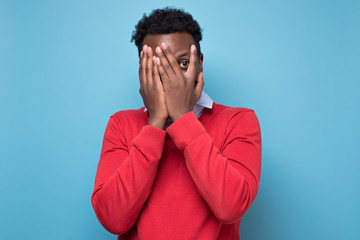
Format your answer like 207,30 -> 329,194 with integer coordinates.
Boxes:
179,60 -> 189,70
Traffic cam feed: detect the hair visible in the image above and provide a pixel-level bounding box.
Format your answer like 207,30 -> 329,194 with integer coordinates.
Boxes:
131,7 -> 203,57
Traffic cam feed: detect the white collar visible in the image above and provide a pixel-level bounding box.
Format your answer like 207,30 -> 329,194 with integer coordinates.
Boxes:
196,91 -> 213,109
193,91 -> 213,117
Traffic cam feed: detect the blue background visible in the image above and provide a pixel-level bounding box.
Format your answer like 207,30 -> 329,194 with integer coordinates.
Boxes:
1,0 -> 359,239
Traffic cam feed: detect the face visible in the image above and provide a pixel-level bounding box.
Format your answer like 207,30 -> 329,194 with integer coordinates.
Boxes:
142,32 -> 203,73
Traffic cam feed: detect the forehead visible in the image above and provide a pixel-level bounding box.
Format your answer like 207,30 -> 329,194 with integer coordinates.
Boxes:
142,32 -> 195,53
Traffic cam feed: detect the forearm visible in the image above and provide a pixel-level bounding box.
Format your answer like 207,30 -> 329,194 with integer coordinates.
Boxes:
167,111 -> 261,223
182,132 -> 255,223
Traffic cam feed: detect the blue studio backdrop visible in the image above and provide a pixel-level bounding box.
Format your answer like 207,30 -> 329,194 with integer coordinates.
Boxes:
1,0 -> 359,239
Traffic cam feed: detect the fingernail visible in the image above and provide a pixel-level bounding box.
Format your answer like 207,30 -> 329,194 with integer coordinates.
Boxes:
140,51 -> 143,58
156,57 -> 160,64
161,42 -> 167,49
156,47 -> 162,55
143,45 -> 147,51
191,45 -> 196,53
147,47 -> 152,54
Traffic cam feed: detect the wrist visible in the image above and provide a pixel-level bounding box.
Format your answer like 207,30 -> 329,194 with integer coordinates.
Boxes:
148,116 -> 167,130
171,109 -> 192,122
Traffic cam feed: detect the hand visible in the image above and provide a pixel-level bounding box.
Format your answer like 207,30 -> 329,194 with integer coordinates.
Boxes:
155,43 -> 204,122
139,45 -> 168,129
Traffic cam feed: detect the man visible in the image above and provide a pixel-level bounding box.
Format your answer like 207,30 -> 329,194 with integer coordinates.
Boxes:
91,7 -> 261,240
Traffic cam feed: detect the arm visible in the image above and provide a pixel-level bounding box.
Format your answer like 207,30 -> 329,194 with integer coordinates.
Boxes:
155,42 -> 261,222
91,45 -> 168,235
166,110 -> 261,223
91,114 -> 166,235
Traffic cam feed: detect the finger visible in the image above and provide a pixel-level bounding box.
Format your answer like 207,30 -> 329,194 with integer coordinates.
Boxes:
140,45 -> 148,86
186,44 -> 198,78
139,48 -> 143,83
194,72 -> 204,97
146,47 -> 153,86
152,56 -> 162,87
156,45 -> 176,80
155,56 -> 170,86
160,42 -> 182,76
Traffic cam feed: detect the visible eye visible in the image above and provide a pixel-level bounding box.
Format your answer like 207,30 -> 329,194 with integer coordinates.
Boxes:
179,60 -> 189,69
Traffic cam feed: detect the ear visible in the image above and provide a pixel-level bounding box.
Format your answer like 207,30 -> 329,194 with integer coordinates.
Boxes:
199,53 -> 204,72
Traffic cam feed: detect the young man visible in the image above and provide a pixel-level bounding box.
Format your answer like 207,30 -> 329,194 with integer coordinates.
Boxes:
91,7 -> 261,240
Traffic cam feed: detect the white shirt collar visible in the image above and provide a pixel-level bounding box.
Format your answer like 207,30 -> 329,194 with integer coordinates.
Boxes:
193,91 -> 213,118
196,91 -> 213,109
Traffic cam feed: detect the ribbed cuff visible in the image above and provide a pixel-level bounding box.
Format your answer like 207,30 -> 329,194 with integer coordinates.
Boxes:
166,112 -> 206,151
133,125 -> 166,159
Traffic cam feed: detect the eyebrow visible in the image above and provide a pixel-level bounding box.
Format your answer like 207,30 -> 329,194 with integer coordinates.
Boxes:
175,52 -> 189,59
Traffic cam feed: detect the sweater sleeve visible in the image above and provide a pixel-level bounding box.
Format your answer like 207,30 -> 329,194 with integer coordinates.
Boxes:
166,110 -> 261,224
91,114 -> 166,235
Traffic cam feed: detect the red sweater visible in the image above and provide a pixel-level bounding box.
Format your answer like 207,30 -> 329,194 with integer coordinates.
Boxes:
91,102 -> 262,240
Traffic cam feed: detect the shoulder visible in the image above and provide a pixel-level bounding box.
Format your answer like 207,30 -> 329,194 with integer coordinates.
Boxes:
102,107 -> 147,140
105,107 -> 148,133
211,103 -> 261,147
209,102 -> 261,134
109,107 -> 146,121
211,102 -> 258,121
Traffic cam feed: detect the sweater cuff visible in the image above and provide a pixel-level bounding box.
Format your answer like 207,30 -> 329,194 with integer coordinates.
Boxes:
166,111 -> 206,151
133,125 -> 166,159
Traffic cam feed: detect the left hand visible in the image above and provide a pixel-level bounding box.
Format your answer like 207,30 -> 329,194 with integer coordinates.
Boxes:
155,43 -> 204,121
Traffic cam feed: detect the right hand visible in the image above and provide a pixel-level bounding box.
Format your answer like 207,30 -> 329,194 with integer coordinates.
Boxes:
139,45 -> 168,129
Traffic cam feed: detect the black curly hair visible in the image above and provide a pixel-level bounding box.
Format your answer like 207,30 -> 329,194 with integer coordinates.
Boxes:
131,7 -> 203,57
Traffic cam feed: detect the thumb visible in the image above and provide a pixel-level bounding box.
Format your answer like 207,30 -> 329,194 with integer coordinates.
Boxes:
194,72 -> 204,97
